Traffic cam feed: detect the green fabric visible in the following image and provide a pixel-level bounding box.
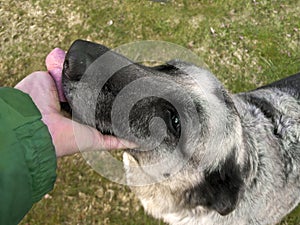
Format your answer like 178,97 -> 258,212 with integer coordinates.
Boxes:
0,87 -> 57,225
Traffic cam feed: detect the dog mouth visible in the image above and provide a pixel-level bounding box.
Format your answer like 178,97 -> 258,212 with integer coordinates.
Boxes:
60,101 -> 72,116
61,39 -> 129,138
99,127 -> 115,136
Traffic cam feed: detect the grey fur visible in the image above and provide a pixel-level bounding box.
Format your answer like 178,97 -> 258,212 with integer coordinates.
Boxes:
62,40 -> 300,225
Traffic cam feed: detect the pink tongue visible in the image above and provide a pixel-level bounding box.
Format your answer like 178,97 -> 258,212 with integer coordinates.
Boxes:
45,48 -> 67,102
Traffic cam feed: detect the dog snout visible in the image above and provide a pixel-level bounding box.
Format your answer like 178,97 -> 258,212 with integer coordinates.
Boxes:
63,39 -> 110,81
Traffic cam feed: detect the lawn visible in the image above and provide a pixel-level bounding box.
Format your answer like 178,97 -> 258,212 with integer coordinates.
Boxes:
0,0 -> 300,224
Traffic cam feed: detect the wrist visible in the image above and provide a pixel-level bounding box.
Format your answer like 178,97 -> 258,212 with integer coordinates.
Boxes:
42,113 -> 79,157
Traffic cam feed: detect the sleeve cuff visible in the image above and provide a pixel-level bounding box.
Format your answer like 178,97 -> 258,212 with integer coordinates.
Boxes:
15,117 -> 57,203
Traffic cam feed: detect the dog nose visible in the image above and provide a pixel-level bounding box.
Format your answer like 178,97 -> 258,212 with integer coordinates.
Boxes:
63,39 -> 109,81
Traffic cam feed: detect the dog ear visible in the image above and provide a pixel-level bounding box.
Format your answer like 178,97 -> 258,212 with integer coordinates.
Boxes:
184,151 -> 245,216
215,86 -> 240,118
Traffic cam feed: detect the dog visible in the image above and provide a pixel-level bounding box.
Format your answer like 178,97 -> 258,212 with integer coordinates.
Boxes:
62,39 -> 300,225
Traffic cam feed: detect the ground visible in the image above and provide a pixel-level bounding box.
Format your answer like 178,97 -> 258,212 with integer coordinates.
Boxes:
0,0 -> 300,224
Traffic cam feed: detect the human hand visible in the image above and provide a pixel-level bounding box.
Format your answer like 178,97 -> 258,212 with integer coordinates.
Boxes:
14,55 -> 135,157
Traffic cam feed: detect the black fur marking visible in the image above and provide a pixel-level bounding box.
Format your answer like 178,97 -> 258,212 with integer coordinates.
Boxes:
184,150 -> 245,216
163,173 -> 171,178
257,72 -> 300,100
214,88 -> 239,116
240,94 -> 295,182
240,94 -> 281,127
151,64 -> 180,74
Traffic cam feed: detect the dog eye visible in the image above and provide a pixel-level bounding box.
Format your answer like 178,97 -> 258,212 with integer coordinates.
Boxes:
167,110 -> 181,137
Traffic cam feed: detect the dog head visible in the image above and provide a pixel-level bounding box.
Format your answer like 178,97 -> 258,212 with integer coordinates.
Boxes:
62,40 -> 249,219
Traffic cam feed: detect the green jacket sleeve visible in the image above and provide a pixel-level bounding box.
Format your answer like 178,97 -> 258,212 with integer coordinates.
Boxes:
0,87 -> 57,225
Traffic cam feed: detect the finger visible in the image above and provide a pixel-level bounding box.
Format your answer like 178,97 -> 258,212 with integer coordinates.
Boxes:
73,122 -> 138,152
49,115 -> 138,157
66,120 -> 138,155
95,132 -> 139,150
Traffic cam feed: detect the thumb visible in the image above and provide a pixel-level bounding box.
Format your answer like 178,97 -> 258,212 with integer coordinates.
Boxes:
74,122 -> 138,152
51,115 -> 137,157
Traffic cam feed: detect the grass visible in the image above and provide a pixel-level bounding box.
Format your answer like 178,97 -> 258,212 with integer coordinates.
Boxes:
0,0 -> 299,224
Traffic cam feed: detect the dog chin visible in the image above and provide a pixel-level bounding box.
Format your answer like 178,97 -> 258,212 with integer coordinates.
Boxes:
123,151 -> 161,186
